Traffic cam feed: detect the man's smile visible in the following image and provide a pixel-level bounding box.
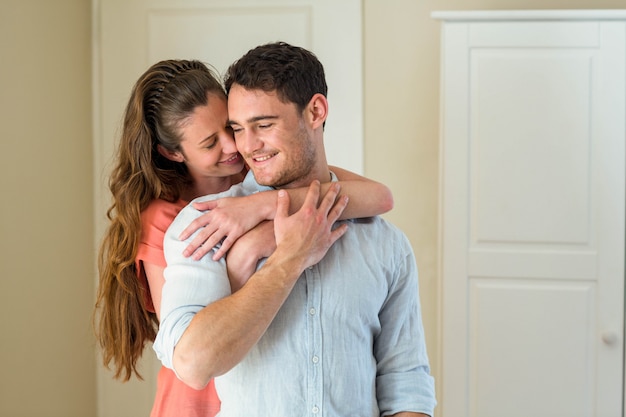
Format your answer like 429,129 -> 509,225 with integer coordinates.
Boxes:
252,152 -> 277,163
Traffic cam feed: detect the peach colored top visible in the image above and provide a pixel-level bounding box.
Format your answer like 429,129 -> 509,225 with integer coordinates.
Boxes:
137,198 -> 220,417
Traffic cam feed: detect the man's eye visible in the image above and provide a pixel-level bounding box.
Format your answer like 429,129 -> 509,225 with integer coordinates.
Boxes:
259,124 -> 272,129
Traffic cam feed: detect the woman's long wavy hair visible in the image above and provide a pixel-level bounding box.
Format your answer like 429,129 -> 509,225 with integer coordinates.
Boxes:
95,59 -> 225,381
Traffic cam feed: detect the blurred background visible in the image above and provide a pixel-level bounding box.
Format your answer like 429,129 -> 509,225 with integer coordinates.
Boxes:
1,0 -> 624,416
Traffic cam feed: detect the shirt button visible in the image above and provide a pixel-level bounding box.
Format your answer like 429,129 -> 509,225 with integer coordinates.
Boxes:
312,356 -> 319,364
309,308 -> 316,315
312,406 -> 319,414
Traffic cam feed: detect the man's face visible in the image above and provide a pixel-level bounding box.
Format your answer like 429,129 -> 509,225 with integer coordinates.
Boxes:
227,84 -> 317,189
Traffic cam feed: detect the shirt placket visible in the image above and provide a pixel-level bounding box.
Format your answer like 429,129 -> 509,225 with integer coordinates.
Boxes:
305,265 -> 323,416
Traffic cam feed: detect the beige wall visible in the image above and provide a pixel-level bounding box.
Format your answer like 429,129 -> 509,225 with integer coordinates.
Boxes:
0,0 -> 95,416
1,0 -> 624,416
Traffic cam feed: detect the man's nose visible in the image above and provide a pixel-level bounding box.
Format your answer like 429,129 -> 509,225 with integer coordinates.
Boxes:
219,132 -> 237,154
236,130 -> 260,155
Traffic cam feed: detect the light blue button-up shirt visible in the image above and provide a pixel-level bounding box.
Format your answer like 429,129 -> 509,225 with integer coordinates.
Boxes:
154,172 -> 436,416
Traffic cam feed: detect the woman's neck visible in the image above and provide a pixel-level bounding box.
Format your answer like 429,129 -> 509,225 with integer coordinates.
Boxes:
183,172 -> 245,201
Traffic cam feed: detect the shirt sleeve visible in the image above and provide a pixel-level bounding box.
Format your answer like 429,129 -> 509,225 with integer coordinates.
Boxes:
375,232 -> 437,416
152,202 -> 232,371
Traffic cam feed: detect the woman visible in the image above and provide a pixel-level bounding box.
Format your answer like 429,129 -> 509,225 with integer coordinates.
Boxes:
94,59 -> 393,417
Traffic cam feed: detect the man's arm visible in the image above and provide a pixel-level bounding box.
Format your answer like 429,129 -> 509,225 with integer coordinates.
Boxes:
376,232 -> 436,415
157,181 -> 348,389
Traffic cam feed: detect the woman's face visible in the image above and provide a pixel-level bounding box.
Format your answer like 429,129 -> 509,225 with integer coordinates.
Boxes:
177,93 -> 244,183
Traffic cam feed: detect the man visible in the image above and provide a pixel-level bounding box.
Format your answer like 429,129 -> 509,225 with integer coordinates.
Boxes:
154,42 -> 436,416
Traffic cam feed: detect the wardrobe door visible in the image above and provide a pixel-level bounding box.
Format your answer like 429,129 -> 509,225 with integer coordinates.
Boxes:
435,12 -> 625,417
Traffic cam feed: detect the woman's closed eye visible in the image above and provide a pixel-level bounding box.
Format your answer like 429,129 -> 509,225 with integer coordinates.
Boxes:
204,138 -> 218,149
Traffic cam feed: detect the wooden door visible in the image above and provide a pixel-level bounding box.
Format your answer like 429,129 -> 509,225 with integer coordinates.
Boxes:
434,11 -> 625,417
94,1 -> 363,416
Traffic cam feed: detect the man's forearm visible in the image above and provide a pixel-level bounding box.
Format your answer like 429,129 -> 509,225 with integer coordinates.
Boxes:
171,182 -> 348,389
172,248 -> 305,389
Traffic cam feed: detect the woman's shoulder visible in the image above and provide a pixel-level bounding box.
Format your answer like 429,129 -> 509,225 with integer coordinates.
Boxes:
141,198 -> 188,227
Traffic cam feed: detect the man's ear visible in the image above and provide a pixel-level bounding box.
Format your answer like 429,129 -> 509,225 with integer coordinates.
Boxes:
157,144 -> 184,163
306,93 -> 328,129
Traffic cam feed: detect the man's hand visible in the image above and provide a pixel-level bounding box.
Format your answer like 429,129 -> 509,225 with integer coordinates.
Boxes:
273,180 -> 348,271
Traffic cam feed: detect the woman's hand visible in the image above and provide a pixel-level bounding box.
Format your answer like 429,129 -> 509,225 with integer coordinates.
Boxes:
179,195 -> 272,261
226,220 -> 276,292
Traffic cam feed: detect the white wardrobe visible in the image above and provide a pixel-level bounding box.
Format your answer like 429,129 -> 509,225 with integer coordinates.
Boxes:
433,10 -> 626,417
